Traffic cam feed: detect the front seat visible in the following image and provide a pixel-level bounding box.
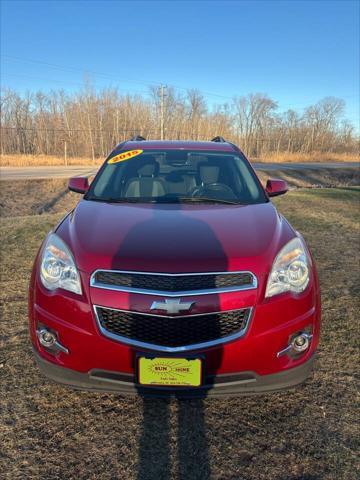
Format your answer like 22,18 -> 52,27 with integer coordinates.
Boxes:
124,161 -> 166,198
191,163 -> 236,199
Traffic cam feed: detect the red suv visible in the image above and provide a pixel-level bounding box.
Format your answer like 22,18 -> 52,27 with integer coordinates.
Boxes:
29,137 -> 321,396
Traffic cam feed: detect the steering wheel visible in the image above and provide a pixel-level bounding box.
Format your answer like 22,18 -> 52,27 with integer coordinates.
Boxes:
191,183 -> 236,199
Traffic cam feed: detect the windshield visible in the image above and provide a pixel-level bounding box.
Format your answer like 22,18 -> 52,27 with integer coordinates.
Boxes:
85,149 -> 267,204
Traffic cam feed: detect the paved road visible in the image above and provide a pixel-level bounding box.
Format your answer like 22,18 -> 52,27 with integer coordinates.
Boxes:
0,162 -> 359,180
0,166 -> 97,180
254,161 -> 359,171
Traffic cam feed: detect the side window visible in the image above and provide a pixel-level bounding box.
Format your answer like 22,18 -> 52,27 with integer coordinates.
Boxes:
228,160 -> 244,193
93,164 -> 125,197
235,159 -> 260,200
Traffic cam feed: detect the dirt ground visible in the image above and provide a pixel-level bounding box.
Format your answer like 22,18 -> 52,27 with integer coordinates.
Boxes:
0,183 -> 359,480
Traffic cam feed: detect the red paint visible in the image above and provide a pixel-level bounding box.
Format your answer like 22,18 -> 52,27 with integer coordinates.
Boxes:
29,140 -> 321,389
265,178 -> 288,197
56,201 -> 292,274
68,176 -> 89,194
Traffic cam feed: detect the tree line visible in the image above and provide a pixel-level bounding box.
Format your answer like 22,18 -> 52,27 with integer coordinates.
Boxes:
0,86 -> 358,159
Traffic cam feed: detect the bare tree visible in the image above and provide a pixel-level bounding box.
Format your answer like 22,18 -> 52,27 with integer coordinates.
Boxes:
0,85 -> 357,158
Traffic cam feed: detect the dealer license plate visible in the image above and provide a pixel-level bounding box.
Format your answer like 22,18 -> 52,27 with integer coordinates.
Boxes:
138,357 -> 202,387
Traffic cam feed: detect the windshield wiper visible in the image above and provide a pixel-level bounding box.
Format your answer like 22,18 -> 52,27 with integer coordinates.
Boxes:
176,197 -> 243,205
86,197 -> 143,203
86,196 -> 243,205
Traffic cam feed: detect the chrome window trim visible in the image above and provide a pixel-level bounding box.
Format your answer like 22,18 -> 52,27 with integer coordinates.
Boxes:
90,269 -> 258,297
93,304 -> 253,353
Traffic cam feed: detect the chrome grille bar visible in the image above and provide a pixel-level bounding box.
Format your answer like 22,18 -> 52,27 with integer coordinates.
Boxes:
93,305 -> 253,352
90,269 -> 258,296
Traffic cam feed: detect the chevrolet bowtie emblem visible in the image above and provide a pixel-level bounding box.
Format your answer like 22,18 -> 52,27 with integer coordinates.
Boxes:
150,298 -> 195,315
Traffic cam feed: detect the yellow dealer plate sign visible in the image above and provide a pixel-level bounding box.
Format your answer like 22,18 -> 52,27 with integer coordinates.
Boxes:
138,357 -> 202,387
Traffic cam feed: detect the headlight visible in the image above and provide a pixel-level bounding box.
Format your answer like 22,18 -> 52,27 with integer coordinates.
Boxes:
265,237 -> 310,298
40,233 -> 82,295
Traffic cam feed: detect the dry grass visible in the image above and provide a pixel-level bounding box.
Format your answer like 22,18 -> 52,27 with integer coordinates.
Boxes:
256,167 -> 360,189
1,151 -> 359,167
0,178 -> 79,217
259,151 -> 359,163
0,154 -> 102,167
0,185 -> 359,479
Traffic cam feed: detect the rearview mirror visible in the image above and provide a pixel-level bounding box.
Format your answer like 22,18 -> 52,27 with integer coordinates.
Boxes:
68,177 -> 89,194
265,179 -> 288,197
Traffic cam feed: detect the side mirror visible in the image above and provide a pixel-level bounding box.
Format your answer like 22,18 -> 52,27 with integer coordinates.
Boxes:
266,179 -> 288,197
68,177 -> 89,194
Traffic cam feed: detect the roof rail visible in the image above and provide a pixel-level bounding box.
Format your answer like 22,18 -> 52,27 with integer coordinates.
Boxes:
211,136 -> 227,143
129,135 -> 146,141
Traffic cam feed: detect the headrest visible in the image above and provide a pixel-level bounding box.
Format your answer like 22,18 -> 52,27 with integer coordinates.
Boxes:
199,164 -> 220,184
138,161 -> 159,177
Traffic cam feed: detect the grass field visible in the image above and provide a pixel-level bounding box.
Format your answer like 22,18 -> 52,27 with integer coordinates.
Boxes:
260,151 -> 359,164
0,154 -> 102,167
0,186 -> 359,479
1,151 -> 359,167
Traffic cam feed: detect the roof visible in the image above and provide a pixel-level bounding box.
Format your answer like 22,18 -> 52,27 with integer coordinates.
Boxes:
112,140 -> 239,154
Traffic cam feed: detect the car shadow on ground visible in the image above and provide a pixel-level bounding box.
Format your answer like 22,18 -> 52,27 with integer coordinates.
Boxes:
136,398 -> 211,480
110,201 -> 229,479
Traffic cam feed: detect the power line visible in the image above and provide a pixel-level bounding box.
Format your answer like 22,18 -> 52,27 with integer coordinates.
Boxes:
1,126 -> 154,133
0,54 -> 263,103
1,54 -> 234,99
1,126 -> 306,142
0,55 -> 249,102
1,72 -> 152,96
1,54 -> 164,88
1,54 -> 358,110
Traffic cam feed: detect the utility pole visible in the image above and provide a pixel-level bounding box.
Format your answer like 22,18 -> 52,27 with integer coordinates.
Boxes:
159,84 -> 166,140
64,141 -> 67,166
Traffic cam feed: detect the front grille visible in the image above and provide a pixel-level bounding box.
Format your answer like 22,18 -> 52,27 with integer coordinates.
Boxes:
92,270 -> 256,294
95,306 -> 251,350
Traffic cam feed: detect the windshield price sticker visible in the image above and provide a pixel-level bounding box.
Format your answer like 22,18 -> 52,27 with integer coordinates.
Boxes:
108,149 -> 143,164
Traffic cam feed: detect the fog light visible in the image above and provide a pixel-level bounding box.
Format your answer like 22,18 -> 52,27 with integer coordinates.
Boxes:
38,328 -> 57,348
277,331 -> 312,357
37,328 -> 69,354
291,333 -> 311,353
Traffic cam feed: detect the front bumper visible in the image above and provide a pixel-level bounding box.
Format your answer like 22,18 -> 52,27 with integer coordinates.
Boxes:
33,349 -> 316,397
29,260 -> 321,394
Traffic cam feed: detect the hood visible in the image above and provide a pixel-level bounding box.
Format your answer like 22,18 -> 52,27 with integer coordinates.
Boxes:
56,199 -> 295,276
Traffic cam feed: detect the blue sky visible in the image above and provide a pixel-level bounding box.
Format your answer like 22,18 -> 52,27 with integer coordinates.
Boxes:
1,0 -> 359,128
